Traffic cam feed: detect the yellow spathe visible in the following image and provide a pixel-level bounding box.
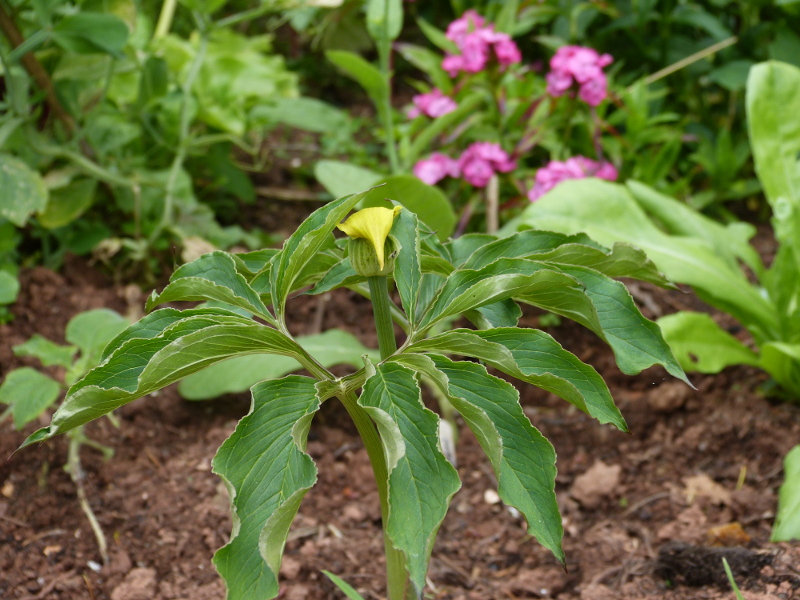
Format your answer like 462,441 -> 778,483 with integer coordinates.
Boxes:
337,206 -> 402,269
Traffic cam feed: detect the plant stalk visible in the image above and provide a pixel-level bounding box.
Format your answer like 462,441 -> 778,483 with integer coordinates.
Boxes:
338,389 -> 410,600
368,276 -> 397,359
66,428 -> 109,565
376,0 -> 400,174
154,0 -> 178,39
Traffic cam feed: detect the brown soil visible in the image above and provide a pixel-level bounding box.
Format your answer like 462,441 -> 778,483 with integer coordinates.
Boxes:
2,251 -> 800,600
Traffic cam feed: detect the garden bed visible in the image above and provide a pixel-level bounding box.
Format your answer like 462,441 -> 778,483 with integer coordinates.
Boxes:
1,252 -> 800,600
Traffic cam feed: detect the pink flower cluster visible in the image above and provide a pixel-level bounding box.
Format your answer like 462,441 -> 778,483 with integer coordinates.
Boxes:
528,156 -> 618,201
414,142 -> 516,188
407,88 -> 458,119
545,46 -> 613,106
441,10 -> 522,77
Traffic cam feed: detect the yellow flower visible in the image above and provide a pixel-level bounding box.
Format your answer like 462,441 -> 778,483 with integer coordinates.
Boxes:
337,206 -> 402,270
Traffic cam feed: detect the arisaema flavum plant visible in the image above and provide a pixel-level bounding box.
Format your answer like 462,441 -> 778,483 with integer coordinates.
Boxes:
21,187 -> 688,599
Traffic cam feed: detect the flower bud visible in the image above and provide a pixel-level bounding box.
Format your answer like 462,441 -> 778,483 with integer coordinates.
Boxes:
349,237 -> 398,277
337,205 -> 402,276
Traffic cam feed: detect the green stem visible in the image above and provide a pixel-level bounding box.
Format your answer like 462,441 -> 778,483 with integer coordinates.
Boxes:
149,22 -> 208,245
67,428 -> 109,564
154,0 -> 178,39
338,389 -> 409,599
376,0 -> 399,174
368,276 -> 397,360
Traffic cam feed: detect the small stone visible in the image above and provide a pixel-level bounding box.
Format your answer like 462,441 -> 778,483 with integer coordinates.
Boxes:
285,583 -> 310,600
570,461 -> 622,509
647,380 -> 690,413
111,567 -> 157,600
342,503 -> 366,523
483,489 -> 501,505
1,480 -> 14,498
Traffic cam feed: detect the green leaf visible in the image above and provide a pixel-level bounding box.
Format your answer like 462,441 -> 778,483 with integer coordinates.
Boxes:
213,376 -> 320,599
326,50 -> 389,118
418,259 -> 569,333
416,17 -> 458,54
307,257 -> 364,296
408,327 -> 625,430
322,571 -> 366,600
21,311 -> 315,443
37,179 -> 98,229
464,229 -> 674,287
359,363 -> 460,592
747,61 -> 800,266
178,329 -> 379,400
657,312 -> 760,374
51,12 -> 130,56
554,266 -> 688,383
256,97 -> 349,134
146,251 -> 276,325
0,270 -> 20,305
391,207 -> 421,326
395,43 -> 452,93
0,368 -> 61,430
361,175 -> 457,240
394,353 -> 564,565
772,445 -> 800,542
626,181 -> 764,277
503,179 -> 778,339
366,0 -> 403,42
270,190 -> 371,320
0,153 -> 48,227
13,335 -> 76,368
760,342 -> 800,396
65,308 -> 129,382
465,299 -> 522,329
314,160 -> 383,199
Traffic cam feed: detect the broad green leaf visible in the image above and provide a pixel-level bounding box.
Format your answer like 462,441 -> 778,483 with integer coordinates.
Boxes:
326,51 -> 389,119
464,229 -> 674,287
66,308 -> 129,361
361,175 -> 457,240
270,190 -> 370,320
51,13 -> 129,56
446,233 -> 496,267
394,353 -> 564,565
772,445 -> 800,542
314,160 -> 383,199
555,266 -> 688,383
307,257 -> 363,295
408,328 -> 625,430
503,179 -> 778,339
0,153 -> 48,226
626,181 -> 764,277
465,299 -> 522,329
38,178 -> 98,229
178,330 -> 378,400
657,312 -> 760,374
417,259 -> 567,333
22,312 -> 314,443
235,249 -> 279,276
13,335 -> 76,368
146,251 -> 275,325
761,342 -> 800,397
101,307 -> 232,360
255,97 -> 348,134
747,61 -> 800,268
0,368 -> 61,430
366,0 -> 403,41
359,363 -> 460,592
391,207 -> 421,326
0,270 -> 19,305
65,309 -> 129,383
213,376 -> 320,599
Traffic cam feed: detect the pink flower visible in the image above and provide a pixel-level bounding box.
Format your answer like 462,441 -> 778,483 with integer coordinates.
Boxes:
528,156 -> 618,201
445,10 -> 486,46
407,89 -> 458,119
441,11 -> 522,76
458,142 -> 516,187
414,153 -> 460,185
546,45 -> 613,106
